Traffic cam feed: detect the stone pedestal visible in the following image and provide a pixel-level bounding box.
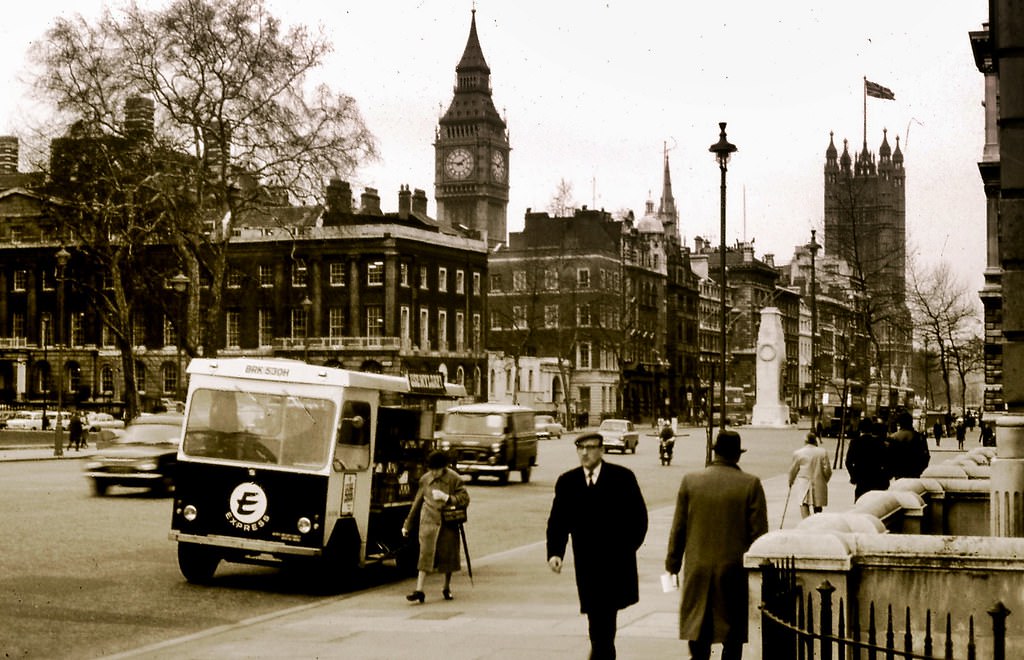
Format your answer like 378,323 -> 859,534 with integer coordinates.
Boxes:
992,413 -> 1024,536
751,307 -> 790,427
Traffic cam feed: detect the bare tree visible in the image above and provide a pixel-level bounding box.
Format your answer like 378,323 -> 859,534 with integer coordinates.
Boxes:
547,178 -> 575,217
30,0 -> 377,367
908,259 -> 979,416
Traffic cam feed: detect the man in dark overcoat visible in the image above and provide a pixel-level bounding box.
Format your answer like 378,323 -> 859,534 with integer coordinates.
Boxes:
665,430 -> 768,660
546,432 -> 648,660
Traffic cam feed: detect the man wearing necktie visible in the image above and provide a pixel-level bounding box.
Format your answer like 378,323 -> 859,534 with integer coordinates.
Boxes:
546,432 -> 648,659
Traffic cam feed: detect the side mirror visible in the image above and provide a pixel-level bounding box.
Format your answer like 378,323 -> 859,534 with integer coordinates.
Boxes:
342,415 -> 365,430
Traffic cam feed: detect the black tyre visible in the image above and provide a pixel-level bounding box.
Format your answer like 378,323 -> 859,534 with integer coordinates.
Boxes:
91,479 -> 108,496
497,470 -> 510,485
177,542 -> 220,584
520,466 -> 532,483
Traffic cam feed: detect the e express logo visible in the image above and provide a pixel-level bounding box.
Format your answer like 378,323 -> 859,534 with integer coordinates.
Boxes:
225,482 -> 270,531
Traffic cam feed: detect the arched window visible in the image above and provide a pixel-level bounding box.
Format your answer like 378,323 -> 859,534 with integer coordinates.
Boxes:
455,366 -> 465,385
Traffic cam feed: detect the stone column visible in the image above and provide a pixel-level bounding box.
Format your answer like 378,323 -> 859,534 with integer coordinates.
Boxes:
991,415 -> 1024,536
751,307 -> 790,427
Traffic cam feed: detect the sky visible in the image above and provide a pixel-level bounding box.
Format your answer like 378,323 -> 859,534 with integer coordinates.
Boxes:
0,1 -> 990,297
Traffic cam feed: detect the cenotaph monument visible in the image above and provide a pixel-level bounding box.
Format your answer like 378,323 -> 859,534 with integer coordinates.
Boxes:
751,306 -> 790,427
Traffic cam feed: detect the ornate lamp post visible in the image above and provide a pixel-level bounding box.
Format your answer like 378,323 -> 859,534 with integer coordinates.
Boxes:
807,230 -> 820,431
53,247 -> 70,457
710,122 -> 737,437
169,272 -> 190,402
301,296 -> 313,363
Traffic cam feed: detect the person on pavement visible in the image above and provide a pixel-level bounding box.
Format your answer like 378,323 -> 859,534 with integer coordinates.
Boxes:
665,430 -> 768,660
401,450 -> 469,604
845,418 -> 891,501
546,432 -> 648,660
788,431 -> 832,518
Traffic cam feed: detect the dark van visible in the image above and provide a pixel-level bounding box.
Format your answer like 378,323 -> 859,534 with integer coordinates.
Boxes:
436,403 -> 538,484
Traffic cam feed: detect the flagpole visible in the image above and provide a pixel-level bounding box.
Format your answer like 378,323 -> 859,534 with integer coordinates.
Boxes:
863,76 -> 868,150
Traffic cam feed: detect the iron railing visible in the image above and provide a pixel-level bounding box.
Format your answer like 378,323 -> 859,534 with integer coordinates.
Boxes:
760,558 -> 1011,660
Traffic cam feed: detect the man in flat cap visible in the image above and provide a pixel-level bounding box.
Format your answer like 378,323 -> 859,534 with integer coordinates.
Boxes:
665,430 -> 768,660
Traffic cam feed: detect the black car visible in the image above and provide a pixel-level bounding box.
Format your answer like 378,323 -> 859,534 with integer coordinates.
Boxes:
83,413 -> 184,496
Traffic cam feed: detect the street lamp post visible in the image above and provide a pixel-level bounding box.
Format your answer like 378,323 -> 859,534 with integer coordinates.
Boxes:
807,230 -> 820,432
301,296 -> 313,363
53,247 -> 70,457
169,272 -> 190,402
710,122 -> 737,437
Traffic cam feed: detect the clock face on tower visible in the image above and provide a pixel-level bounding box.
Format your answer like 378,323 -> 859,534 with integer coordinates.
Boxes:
490,152 -> 506,182
445,148 -> 474,179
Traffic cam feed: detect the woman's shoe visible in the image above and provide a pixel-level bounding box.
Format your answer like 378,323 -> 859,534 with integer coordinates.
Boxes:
406,590 -> 425,603
442,588 -> 454,601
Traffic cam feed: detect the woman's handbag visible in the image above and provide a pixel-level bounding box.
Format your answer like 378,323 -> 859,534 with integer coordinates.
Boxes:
440,504 -> 468,527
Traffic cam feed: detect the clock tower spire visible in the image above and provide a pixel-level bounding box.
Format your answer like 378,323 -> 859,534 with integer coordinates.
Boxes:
434,9 -> 510,248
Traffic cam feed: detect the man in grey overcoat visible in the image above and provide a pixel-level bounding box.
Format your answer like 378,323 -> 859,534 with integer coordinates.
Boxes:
665,430 -> 768,660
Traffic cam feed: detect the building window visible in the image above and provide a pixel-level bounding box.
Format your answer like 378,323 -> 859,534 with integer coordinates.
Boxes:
490,312 -> 501,330
41,269 -> 54,291
330,262 -> 345,287
162,363 -> 178,395
103,272 -> 114,290
227,268 -> 243,289
40,313 -> 53,345
472,314 -> 481,350
291,262 -> 307,288
71,313 -> 84,347
455,270 -> 465,294
420,266 -> 429,291
101,366 -> 114,395
545,305 -> 559,328
577,304 -> 592,327
455,312 -> 465,352
489,273 -> 502,292
545,269 -> 558,290
365,306 -> 382,339
367,261 -> 384,286
259,264 -> 274,288
12,312 -> 24,339
578,342 -> 592,369
328,307 -> 344,338
420,307 -> 430,350
163,314 -> 174,347
133,313 -> 145,347
135,360 -> 146,393
473,272 -> 481,295
400,263 -> 410,287
513,305 -> 527,330
513,271 -> 527,292
577,268 -> 590,289
291,307 -> 307,339
226,311 -> 241,348
400,305 -> 411,344
438,267 -> 448,292
437,310 -> 447,351
101,321 -> 114,347
12,270 -> 27,292
258,309 -> 273,347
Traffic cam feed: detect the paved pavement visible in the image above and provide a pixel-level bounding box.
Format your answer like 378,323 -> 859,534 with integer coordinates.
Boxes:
1,431 -> 969,660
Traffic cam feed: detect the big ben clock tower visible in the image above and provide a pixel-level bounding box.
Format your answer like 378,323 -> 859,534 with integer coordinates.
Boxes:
435,10 -> 510,248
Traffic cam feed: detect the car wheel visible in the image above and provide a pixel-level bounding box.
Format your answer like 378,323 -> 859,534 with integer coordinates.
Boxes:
92,479 -> 109,497
497,471 -> 510,485
520,466 -> 531,483
177,542 -> 220,584
630,442 -> 637,454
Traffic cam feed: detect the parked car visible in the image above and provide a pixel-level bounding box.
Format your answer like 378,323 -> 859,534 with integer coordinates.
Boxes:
5,411 -> 71,430
597,418 -> 639,454
83,413 -> 184,496
85,412 -> 125,432
534,414 -> 564,439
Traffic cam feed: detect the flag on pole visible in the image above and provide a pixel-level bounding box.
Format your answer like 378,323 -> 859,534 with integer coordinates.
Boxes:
865,79 -> 895,100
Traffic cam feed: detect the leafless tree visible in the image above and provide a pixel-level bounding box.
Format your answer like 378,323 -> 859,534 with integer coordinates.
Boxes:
29,0 -> 377,378
908,259 -> 980,415
547,178 -> 575,217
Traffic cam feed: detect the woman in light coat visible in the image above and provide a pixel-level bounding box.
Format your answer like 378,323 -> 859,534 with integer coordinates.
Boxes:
402,450 -> 469,603
788,432 -> 832,518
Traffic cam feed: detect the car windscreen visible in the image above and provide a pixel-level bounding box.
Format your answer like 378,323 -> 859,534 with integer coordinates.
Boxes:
181,388 -> 336,469
115,421 -> 182,445
442,412 -> 505,435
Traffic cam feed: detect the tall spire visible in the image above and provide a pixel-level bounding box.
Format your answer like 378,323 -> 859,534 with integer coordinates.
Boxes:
441,9 -> 503,128
657,142 -> 679,241
456,9 -> 490,74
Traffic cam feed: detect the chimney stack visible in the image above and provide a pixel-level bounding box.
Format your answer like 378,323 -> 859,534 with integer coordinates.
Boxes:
412,188 -> 428,216
398,185 -> 412,218
0,136 -> 18,174
359,187 -> 381,215
325,178 -> 352,214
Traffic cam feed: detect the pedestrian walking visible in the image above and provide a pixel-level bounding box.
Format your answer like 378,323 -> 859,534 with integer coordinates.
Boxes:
665,430 -> 768,660
890,411 -> 931,479
955,419 -> 967,450
788,432 -> 832,517
546,432 -> 648,660
67,410 -> 85,451
933,420 -> 943,447
401,450 -> 470,604
845,419 -> 891,501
